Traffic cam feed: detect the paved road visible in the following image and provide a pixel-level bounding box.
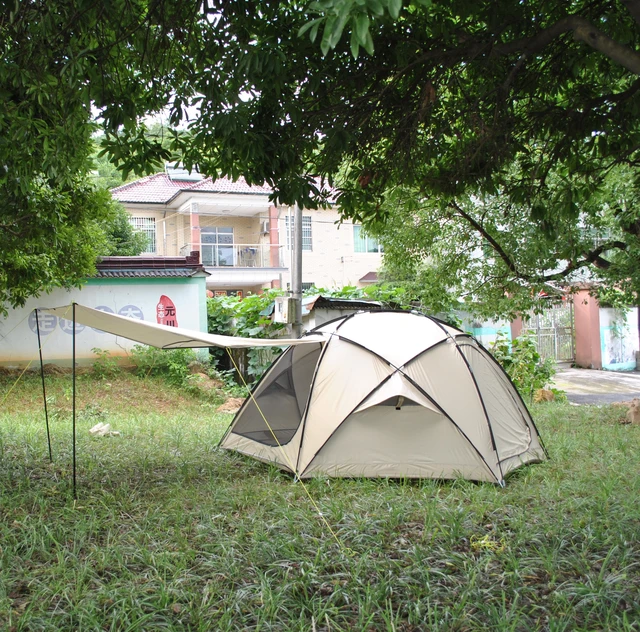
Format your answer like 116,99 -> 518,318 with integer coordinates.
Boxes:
553,367 -> 640,405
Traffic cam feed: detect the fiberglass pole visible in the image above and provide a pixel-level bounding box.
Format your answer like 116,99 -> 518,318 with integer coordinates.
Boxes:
35,309 -> 53,462
72,303 -> 77,500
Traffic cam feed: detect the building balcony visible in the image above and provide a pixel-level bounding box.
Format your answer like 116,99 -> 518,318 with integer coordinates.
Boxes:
181,242 -> 284,268
180,243 -> 287,289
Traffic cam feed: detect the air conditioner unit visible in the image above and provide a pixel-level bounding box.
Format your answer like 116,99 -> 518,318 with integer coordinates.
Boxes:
260,220 -> 270,235
273,296 -> 295,324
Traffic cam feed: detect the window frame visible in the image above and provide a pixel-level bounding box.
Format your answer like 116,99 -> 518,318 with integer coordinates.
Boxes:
129,217 -> 157,254
353,224 -> 383,254
285,215 -> 313,251
200,226 -> 235,267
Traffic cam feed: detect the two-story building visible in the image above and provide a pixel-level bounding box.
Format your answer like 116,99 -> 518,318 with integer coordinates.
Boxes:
111,166 -> 383,297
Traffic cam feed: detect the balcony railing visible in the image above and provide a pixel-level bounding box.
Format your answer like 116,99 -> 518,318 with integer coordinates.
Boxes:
180,243 -> 285,268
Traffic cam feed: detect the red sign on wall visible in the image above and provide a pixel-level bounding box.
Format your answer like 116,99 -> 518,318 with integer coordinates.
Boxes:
157,295 -> 178,327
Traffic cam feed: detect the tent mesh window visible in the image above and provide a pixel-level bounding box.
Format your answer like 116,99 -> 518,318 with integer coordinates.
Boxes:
231,343 -> 322,446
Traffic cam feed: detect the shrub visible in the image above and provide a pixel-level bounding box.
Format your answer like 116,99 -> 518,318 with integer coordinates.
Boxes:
490,332 -> 556,404
129,345 -> 198,386
206,290 -> 287,383
91,348 -> 121,379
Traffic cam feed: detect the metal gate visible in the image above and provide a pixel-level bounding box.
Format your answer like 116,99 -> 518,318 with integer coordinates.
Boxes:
523,300 -> 575,363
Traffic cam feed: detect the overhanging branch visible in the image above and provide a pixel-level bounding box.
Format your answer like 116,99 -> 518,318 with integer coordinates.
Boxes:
448,200 -> 628,284
495,15 -> 640,76
448,200 -> 521,276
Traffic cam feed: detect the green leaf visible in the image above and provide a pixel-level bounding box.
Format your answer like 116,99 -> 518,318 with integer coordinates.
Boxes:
320,14 -> 337,56
329,2 -> 353,49
350,28 -> 360,58
363,30 -> 375,55
297,17 -> 324,38
309,19 -> 322,43
388,0 -> 402,19
355,12 -> 370,44
365,0 -> 385,16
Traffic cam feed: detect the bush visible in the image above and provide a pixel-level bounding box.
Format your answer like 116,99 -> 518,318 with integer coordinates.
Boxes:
490,333 -> 556,404
129,345 -> 199,386
91,348 -> 122,379
206,291 -> 287,383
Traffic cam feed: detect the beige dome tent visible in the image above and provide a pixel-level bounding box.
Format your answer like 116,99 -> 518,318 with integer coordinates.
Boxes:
220,311 -> 547,484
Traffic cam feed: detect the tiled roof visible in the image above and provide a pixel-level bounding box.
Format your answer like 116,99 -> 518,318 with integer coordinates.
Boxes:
190,176 -> 273,195
95,253 -> 208,278
111,173 -> 273,204
95,268 -> 206,279
111,172 -> 338,205
111,174 -> 182,204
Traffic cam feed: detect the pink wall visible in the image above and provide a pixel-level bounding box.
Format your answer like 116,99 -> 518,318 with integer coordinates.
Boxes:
269,205 -> 280,268
510,315 -> 523,340
573,289 -> 602,369
190,203 -> 200,254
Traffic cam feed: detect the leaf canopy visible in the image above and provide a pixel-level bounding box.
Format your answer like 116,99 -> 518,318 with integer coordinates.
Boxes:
2,0 -> 640,309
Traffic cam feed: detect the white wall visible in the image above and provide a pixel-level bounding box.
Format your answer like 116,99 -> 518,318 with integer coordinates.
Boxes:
600,307 -> 639,371
458,313 -> 511,349
0,279 -> 207,368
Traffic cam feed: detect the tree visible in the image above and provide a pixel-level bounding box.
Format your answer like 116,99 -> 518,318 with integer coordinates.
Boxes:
3,0 -> 640,309
159,0 -> 640,300
0,182 -> 112,313
372,165 -> 640,318
91,124 -> 180,190
102,203 -> 150,257
0,0 -> 188,309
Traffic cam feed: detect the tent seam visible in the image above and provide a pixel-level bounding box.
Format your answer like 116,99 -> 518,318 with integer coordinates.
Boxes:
450,340 -> 505,482
327,333 -> 501,483
300,372 -> 398,476
304,334 -> 500,484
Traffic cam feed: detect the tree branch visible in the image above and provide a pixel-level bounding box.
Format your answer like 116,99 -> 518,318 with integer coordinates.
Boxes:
495,15 -> 640,76
448,200 -> 521,276
449,200 -> 629,285
538,240 -> 627,282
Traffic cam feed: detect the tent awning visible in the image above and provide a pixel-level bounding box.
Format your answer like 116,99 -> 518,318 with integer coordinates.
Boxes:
41,304 -> 325,349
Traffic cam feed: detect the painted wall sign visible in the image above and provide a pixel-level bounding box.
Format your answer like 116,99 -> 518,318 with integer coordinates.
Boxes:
156,295 -> 178,327
213,290 -> 243,297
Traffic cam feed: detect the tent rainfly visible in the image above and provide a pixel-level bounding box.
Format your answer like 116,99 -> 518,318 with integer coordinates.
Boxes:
220,311 -> 547,484
37,303 -> 326,498
41,304 -> 325,348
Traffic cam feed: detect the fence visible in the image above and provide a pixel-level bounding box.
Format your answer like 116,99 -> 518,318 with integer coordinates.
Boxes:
523,301 -> 575,363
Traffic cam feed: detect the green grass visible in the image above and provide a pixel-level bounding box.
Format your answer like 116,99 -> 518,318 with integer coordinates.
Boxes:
0,373 -> 638,631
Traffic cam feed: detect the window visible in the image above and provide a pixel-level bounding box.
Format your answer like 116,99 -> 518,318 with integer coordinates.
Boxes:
201,227 -> 234,267
129,217 -> 156,254
285,216 -> 312,251
353,225 -> 383,253
231,343 -> 323,446
301,282 -> 315,291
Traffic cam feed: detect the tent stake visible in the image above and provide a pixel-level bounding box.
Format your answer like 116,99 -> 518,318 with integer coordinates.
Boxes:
35,309 -> 53,462
72,303 -> 77,500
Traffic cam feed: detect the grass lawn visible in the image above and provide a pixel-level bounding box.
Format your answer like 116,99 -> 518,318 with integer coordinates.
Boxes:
0,372 -> 638,631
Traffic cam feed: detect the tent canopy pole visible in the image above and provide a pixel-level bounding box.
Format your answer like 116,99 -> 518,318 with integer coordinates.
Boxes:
72,302 -> 77,500
35,309 -> 53,462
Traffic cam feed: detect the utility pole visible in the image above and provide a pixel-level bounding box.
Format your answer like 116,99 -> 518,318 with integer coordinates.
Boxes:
292,203 -> 303,338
